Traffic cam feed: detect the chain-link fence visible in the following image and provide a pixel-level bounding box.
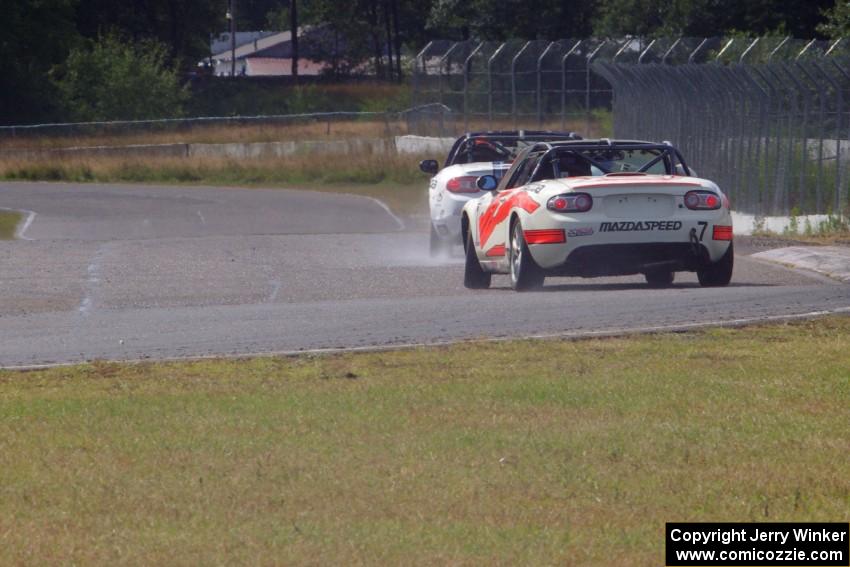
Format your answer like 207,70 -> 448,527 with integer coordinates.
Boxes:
414,37 -> 850,217
412,38 -> 626,136
596,38 -> 850,217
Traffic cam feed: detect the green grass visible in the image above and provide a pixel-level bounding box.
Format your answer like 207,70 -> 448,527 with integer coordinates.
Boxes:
1,317 -> 849,565
0,209 -> 22,239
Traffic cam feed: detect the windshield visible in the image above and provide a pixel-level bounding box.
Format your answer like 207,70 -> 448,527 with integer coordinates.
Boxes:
551,147 -> 676,178
446,134 -> 577,166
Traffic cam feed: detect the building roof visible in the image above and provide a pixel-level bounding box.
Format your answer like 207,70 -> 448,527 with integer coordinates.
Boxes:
244,57 -> 328,76
213,27 -> 315,61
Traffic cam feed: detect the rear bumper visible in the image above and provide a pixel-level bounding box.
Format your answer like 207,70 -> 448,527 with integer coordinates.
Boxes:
547,242 -> 713,277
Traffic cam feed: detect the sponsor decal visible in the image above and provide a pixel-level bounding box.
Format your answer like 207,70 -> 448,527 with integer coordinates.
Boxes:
567,227 -> 594,237
599,220 -> 683,232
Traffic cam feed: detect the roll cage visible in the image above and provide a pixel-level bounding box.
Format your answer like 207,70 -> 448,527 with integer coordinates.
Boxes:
497,139 -> 694,191
444,130 -> 582,167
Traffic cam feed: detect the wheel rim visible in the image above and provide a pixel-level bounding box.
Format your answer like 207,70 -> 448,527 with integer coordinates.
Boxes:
511,225 -> 522,281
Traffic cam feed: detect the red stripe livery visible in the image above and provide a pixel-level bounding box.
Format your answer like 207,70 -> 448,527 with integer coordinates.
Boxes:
477,190 -> 540,246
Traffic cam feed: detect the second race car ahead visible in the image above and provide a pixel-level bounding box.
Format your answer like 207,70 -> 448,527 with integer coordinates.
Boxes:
420,130 -> 581,256
461,139 -> 734,290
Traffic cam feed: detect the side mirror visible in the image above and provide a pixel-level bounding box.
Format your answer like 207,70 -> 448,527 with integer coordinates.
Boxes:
476,175 -> 498,191
419,159 -> 439,175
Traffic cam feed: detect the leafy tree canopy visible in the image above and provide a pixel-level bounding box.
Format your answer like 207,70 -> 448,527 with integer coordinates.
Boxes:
52,35 -> 189,121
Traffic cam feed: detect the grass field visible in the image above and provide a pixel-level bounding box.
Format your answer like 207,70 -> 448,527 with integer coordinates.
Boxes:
0,209 -> 22,239
1,317 -> 848,565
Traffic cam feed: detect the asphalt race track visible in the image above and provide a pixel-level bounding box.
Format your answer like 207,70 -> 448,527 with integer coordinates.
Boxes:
2,181 -> 849,368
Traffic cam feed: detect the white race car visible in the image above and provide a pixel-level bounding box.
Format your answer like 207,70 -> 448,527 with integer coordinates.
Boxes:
419,131 -> 581,256
461,139 -> 734,290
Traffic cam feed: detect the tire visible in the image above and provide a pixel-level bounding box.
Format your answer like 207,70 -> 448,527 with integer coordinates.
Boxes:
645,270 -> 674,287
697,241 -> 734,287
509,220 -> 545,291
463,232 -> 491,289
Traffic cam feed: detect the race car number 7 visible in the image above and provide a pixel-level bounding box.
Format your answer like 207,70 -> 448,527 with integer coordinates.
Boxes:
697,221 -> 708,241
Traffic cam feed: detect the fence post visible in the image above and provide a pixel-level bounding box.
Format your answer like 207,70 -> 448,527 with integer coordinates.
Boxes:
511,42 -> 531,130
438,42 -> 462,110
561,40 -> 582,131
463,43 -> 483,132
412,41 -> 433,107
537,42 -> 557,127
487,43 -> 507,129
661,38 -> 681,64
828,58 -> 850,215
586,41 -> 607,137
688,38 -> 710,63
796,61 -> 828,214
637,39 -> 657,63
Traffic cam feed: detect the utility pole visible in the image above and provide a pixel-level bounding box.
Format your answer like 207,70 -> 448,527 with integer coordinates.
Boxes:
290,0 -> 299,80
228,0 -> 236,77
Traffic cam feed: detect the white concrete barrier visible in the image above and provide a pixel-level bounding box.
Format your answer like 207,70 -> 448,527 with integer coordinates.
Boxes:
394,135 -> 454,156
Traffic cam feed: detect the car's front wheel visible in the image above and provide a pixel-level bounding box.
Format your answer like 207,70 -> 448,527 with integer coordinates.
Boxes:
509,221 -> 544,291
697,241 -> 734,287
463,232 -> 491,289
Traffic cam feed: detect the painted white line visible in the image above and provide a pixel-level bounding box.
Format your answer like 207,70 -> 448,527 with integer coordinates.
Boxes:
4,306 -> 850,371
78,244 -> 107,316
197,210 -> 206,224
364,196 -> 405,231
0,207 -> 37,240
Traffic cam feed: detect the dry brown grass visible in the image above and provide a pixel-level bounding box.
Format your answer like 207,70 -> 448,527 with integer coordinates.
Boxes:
0,113 -> 611,216
0,115 -> 609,151
0,317 -> 848,565
0,151 -> 431,214
0,120 -> 409,151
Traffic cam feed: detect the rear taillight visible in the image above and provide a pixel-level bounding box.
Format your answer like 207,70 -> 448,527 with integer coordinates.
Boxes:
713,225 -> 733,240
684,190 -> 721,210
547,193 -> 593,213
446,176 -> 480,193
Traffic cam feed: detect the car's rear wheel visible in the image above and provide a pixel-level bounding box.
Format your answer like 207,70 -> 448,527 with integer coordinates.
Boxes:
463,232 -> 491,289
509,220 -> 544,291
697,241 -> 734,287
644,270 -> 674,287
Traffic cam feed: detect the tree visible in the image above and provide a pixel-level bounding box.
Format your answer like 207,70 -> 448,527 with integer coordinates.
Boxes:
73,0 -> 222,69
291,0 -> 299,78
53,35 -> 189,121
817,0 -> 850,38
593,0 -> 835,38
0,0 -> 80,124
427,0 -> 597,40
